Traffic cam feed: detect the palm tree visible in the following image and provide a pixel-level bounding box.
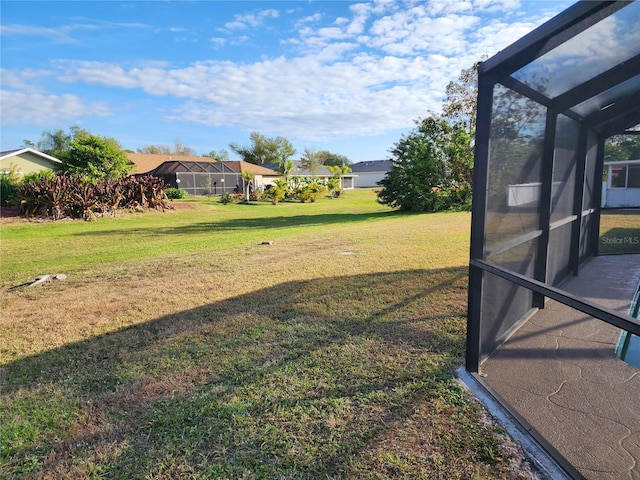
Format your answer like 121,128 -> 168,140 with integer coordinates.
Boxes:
275,159 -> 295,181
240,171 -> 255,202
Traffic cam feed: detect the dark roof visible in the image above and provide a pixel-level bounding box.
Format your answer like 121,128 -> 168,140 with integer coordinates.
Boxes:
262,161 -> 354,177
147,161 -> 236,175
350,160 -> 392,173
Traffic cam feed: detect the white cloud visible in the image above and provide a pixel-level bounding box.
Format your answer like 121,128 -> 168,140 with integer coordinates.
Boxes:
0,90 -> 112,126
2,0 -> 574,144
0,24 -> 76,43
224,8 -> 280,30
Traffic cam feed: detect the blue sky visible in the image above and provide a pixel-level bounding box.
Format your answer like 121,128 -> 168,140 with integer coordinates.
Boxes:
1,0 -> 574,162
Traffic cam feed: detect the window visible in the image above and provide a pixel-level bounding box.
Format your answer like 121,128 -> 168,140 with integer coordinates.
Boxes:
628,165 -> 640,188
611,166 -> 627,188
611,165 -> 640,188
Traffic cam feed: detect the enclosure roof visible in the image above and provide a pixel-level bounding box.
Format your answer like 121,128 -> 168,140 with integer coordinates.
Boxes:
480,0 -> 640,137
148,160 -> 235,174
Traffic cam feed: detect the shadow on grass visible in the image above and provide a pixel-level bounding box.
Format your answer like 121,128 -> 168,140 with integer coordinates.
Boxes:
1,267 -> 512,479
71,211 -> 403,237
599,227 -> 640,255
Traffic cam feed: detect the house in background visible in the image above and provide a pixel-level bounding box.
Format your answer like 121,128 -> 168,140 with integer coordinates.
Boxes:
349,160 -> 392,187
262,162 -> 356,190
0,148 -> 62,175
601,159 -> 640,208
127,153 -> 276,195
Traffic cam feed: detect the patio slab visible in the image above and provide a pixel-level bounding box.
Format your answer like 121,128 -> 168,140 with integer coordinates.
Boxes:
480,254 -> 640,480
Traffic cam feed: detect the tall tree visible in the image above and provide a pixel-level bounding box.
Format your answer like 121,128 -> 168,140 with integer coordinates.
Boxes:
321,151 -> 351,167
137,138 -> 198,156
300,147 -> 326,174
605,135 -> 640,163
442,60 -> 482,136
206,149 -> 230,162
377,116 -> 472,212
240,171 -> 255,202
62,134 -> 132,181
275,158 -> 295,181
229,131 -> 296,165
24,126 -> 89,161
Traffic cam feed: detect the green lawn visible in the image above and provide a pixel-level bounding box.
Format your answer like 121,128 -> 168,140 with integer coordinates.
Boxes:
1,190 -> 537,479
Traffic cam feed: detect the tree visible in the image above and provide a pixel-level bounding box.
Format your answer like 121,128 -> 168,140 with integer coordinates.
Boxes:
264,178 -> 289,204
240,171 -> 255,202
137,138 -> 198,156
377,116 -> 473,212
605,135 -> 640,163
300,147 -> 326,174
321,151 -> 351,167
62,133 -> 132,182
442,59 -> 483,136
206,149 -> 229,162
326,164 -> 352,198
229,131 -> 296,165
275,158 -> 295,181
24,126 -> 89,161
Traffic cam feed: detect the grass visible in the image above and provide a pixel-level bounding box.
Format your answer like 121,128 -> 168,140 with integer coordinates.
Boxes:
2,189 -> 537,479
599,209 -> 640,255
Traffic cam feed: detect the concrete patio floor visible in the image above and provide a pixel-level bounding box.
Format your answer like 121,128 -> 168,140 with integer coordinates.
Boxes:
479,254 -> 640,480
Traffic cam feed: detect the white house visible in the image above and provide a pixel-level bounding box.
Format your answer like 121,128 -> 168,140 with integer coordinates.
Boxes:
349,160 -> 392,187
602,159 -> 640,208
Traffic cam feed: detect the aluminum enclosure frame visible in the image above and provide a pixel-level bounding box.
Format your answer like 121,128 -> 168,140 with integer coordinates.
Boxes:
466,0 -> 640,372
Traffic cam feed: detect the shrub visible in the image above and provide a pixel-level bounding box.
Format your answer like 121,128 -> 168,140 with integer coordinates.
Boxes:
0,164 -> 24,206
166,188 -> 188,200
18,175 -> 169,220
219,192 -> 235,204
0,175 -> 17,206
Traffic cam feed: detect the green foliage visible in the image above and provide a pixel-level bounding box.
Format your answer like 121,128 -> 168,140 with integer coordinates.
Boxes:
300,147 -> 325,174
61,134 -> 132,181
1,175 -> 17,206
19,175 -> 168,221
605,135 -> 640,163
274,158 -> 295,180
442,59 -> 483,136
377,117 -> 473,212
326,164 -> 352,198
206,148 -> 230,161
24,126 -> 87,161
219,192 -> 243,204
321,151 -> 351,167
377,61 -> 479,213
137,138 -> 198,156
263,179 -> 290,204
229,131 -> 296,165
166,188 -> 188,199
0,164 -> 23,206
22,169 -> 57,184
240,171 -> 255,202
291,177 -> 327,203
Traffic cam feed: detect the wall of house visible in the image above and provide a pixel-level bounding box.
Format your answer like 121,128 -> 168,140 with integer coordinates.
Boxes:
602,183 -> 640,208
0,152 -> 59,175
353,172 -> 385,187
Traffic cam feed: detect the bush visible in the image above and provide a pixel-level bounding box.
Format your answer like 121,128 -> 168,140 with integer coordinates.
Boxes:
19,175 -> 169,221
0,175 -> 18,206
0,164 -> 25,206
166,188 -> 188,200
219,192 -> 244,204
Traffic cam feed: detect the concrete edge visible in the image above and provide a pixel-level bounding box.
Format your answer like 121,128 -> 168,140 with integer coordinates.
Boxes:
455,367 -> 573,480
